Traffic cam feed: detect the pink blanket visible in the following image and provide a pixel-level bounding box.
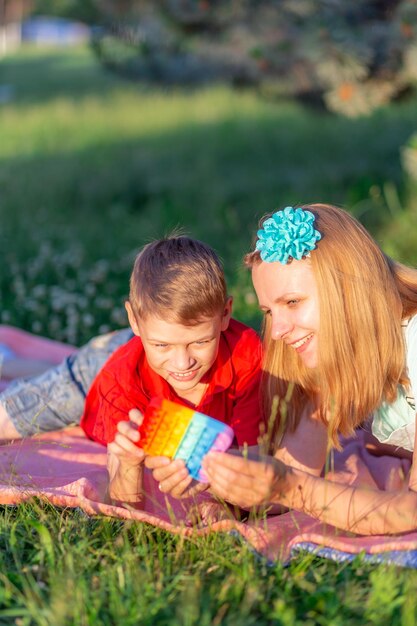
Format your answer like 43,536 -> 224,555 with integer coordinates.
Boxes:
0,324 -> 75,391
2,427 -> 417,565
1,326 -> 417,565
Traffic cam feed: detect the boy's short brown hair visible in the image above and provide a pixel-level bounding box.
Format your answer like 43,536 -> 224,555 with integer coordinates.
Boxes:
129,236 -> 227,324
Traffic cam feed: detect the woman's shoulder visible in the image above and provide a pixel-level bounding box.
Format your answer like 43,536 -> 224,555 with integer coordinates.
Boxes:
372,387 -> 415,452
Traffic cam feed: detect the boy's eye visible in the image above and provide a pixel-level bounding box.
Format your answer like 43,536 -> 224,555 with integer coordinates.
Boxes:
287,299 -> 299,306
195,340 -> 211,345
154,343 -> 169,348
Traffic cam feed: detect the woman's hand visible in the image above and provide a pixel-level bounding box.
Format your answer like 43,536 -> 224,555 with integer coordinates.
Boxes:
202,451 -> 290,509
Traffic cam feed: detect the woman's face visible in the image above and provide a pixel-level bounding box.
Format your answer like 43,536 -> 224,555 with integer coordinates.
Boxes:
252,259 -> 320,368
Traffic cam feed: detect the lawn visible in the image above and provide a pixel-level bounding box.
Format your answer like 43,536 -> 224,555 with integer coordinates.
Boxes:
1,44 -> 417,624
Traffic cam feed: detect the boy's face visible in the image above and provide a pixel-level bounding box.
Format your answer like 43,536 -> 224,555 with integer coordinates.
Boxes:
126,299 -> 232,402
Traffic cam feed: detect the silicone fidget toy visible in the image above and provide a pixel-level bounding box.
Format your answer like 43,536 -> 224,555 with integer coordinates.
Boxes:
139,398 -> 235,482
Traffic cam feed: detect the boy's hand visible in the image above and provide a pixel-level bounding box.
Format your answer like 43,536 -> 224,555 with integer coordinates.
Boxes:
107,408 -> 146,466
145,456 -> 208,499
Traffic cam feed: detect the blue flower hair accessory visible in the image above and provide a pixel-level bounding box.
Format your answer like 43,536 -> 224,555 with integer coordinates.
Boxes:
255,206 -> 321,264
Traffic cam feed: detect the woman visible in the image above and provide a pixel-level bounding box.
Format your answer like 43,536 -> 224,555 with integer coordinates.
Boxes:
203,203 -> 417,534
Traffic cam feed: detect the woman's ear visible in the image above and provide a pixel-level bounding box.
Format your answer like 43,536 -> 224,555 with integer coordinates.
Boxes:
125,301 -> 140,336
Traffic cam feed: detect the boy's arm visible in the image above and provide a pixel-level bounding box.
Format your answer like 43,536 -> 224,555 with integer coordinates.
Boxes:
106,409 -> 146,508
107,451 -> 144,506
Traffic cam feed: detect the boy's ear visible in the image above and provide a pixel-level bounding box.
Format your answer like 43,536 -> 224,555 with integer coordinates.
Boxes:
125,301 -> 140,336
221,296 -> 233,331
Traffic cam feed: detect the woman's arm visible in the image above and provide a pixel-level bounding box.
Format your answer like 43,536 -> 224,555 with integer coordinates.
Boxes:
261,409 -> 328,515
275,407 -> 328,476
202,451 -> 417,535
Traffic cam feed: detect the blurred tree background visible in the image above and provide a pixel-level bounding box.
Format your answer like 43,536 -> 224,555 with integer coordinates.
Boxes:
28,0 -> 99,24
30,0 -> 417,117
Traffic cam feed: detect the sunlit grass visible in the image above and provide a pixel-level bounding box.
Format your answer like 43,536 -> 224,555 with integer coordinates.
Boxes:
0,87 -> 283,158
0,502 -> 416,625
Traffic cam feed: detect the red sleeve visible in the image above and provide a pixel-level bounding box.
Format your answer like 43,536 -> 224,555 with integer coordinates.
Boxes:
228,329 -> 263,447
80,368 -> 138,445
80,337 -> 149,446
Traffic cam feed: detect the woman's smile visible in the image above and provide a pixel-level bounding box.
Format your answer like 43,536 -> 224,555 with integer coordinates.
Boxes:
252,259 -> 320,368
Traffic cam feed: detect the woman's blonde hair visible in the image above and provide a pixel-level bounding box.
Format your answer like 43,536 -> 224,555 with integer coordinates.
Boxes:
246,203 -> 417,449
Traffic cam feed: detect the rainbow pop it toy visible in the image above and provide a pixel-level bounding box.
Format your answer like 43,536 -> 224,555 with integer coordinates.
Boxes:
138,398 -> 234,482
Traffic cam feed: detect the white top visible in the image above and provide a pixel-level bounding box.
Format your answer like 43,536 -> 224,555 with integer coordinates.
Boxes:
371,315 -> 417,451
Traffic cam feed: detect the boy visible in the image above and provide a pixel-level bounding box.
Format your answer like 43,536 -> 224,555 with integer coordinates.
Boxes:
80,236 -> 262,506
0,236 -> 262,506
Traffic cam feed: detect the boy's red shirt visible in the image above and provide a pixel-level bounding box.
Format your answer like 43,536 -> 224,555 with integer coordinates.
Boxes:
80,318 -> 263,447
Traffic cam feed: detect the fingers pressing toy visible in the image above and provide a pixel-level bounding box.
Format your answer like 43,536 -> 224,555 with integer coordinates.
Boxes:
138,398 -> 234,482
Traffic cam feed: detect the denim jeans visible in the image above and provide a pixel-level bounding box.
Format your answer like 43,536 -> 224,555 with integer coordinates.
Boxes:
0,328 -> 133,436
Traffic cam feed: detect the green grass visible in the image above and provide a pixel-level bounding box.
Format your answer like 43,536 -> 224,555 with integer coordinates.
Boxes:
1,44 -> 417,624
1,502 -> 417,625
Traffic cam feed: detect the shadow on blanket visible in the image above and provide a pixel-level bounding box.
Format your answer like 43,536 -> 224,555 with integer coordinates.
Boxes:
1,326 -> 417,567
